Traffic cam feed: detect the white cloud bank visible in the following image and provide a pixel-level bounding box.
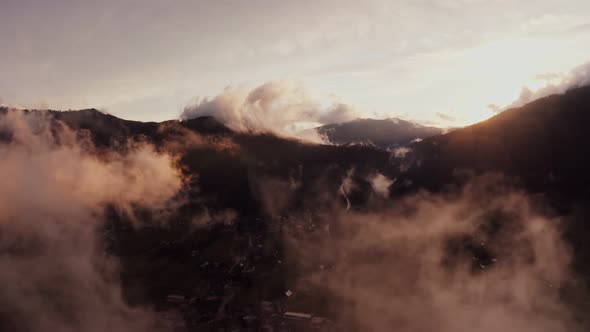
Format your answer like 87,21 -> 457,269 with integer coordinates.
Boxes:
181,81 -> 359,143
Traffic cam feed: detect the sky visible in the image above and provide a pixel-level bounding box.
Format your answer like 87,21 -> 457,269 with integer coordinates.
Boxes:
1,0 -> 590,126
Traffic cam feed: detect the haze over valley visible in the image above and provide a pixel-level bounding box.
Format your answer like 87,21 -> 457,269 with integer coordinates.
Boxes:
2,1 -> 590,331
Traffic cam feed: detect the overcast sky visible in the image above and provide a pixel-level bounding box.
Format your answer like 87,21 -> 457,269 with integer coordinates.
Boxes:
2,0 -> 590,125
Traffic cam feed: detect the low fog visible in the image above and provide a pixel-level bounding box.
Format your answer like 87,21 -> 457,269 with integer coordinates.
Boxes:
255,174 -> 584,331
0,108 -> 587,331
0,111 -> 183,332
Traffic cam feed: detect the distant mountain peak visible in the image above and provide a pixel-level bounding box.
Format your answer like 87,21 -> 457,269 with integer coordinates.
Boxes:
316,118 -> 443,149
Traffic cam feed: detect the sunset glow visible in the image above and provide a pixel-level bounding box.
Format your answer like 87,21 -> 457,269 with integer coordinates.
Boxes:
3,2 -> 590,331
1,0 -> 589,126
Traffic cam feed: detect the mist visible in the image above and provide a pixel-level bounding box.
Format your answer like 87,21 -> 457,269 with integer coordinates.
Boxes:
257,174 -> 584,331
1,90 -> 589,331
0,110 -> 184,332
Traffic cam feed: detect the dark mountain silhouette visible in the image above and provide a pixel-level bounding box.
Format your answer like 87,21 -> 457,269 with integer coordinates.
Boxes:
404,84 -> 590,200
316,118 -> 444,149
395,85 -> 590,288
0,106 -> 395,221
4,85 -> 590,240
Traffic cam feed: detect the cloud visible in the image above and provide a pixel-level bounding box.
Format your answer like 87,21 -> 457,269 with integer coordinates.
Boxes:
0,110 -> 183,331
278,174 -> 581,331
508,61 -> 590,108
157,120 -> 239,155
486,104 -> 502,114
436,112 -> 456,122
391,146 -> 412,158
181,81 -> 359,143
389,146 -> 417,172
368,172 -> 395,199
